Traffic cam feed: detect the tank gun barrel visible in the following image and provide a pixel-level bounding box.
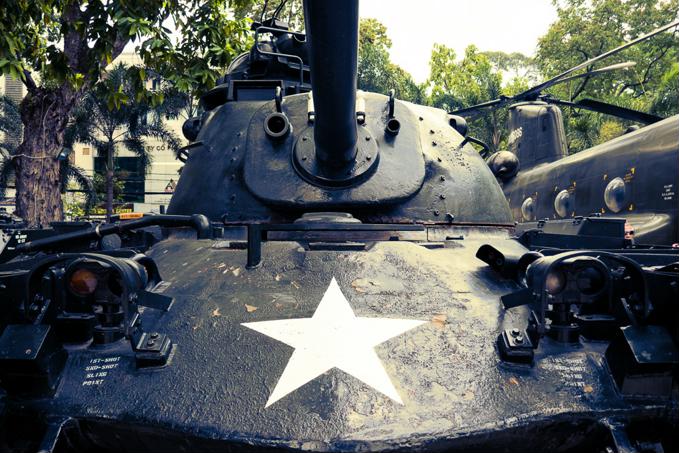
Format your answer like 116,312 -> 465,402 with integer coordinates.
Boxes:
303,0 -> 359,169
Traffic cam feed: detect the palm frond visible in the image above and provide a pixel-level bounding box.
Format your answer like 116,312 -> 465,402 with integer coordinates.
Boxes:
64,165 -> 96,213
122,136 -> 152,174
0,96 -> 21,138
64,94 -> 99,149
137,122 -> 182,154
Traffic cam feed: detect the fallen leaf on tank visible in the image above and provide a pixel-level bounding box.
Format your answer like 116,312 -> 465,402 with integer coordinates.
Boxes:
232,267 -> 241,277
245,304 -> 258,313
583,384 -> 594,393
211,307 -> 221,317
291,281 -> 300,289
351,278 -> 378,293
274,274 -> 282,281
508,377 -> 519,386
432,314 -> 447,328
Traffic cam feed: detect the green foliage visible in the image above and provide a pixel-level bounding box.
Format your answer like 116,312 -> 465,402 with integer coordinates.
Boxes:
63,195 -> 86,220
236,0 -> 305,30
92,174 -> 125,204
358,18 -> 423,103
0,0 -> 253,98
426,45 -> 529,151
536,0 -> 679,152
598,120 -> 625,143
650,62 -> 679,117
0,95 -> 21,157
428,45 -> 502,111
482,51 -> 538,82
138,1 -> 253,99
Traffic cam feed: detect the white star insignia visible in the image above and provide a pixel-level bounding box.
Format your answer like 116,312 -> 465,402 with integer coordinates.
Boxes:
242,278 -> 426,407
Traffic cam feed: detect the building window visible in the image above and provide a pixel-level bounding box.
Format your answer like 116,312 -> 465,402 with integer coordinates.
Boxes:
82,147 -> 90,156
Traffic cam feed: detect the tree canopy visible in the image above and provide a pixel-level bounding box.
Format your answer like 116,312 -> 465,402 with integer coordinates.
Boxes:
536,0 -> 679,151
357,18 -> 423,103
425,44 -> 529,152
0,0 -> 254,226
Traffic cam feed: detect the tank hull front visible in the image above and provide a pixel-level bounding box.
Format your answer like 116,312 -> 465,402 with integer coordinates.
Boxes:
4,228 -> 670,452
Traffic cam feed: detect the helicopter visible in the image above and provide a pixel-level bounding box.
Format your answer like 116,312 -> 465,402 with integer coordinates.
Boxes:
450,21 -> 679,246
0,2 -> 678,452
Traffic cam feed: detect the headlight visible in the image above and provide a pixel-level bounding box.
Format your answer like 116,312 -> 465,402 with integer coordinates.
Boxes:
545,270 -> 566,295
575,265 -> 606,296
67,267 -> 99,296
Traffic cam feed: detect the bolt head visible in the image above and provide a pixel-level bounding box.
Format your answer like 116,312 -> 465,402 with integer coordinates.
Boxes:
510,328 -> 520,336
514,335 -> 524,344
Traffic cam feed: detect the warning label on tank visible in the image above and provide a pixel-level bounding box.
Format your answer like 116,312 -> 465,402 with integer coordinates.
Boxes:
82,356 -> 121,386
539,355 -> 591,394
662,184 -> 674,201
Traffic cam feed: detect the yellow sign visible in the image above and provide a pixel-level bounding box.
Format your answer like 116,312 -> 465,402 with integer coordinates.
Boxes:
119,212 -> 144,220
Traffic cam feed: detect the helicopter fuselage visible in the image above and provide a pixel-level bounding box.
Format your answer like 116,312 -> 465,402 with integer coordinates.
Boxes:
503,115 -> 679,245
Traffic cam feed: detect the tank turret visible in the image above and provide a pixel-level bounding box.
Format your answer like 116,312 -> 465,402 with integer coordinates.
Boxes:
168,0 -> 511,225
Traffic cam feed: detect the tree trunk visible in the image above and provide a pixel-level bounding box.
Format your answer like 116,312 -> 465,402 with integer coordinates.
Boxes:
106,145 -> 114,222
15,86 -> 77,227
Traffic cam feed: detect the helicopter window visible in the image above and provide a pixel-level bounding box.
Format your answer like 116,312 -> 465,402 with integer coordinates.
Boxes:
604,177 -> 627,213
554,190 -> 573,218
521,197 -> 534,221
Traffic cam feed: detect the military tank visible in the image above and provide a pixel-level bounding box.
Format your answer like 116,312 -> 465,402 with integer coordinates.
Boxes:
1,1 -> 678,452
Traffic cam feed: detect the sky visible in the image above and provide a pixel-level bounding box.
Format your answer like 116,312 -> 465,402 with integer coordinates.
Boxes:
359,0 -> 559,83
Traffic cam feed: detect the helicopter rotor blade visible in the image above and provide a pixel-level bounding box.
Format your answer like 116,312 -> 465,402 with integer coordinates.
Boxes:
449,19 -> 678,118
547,98 -> 664,125
448,98 -> 506,117
554,61 -> 636,85
518,19 -> 679,99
